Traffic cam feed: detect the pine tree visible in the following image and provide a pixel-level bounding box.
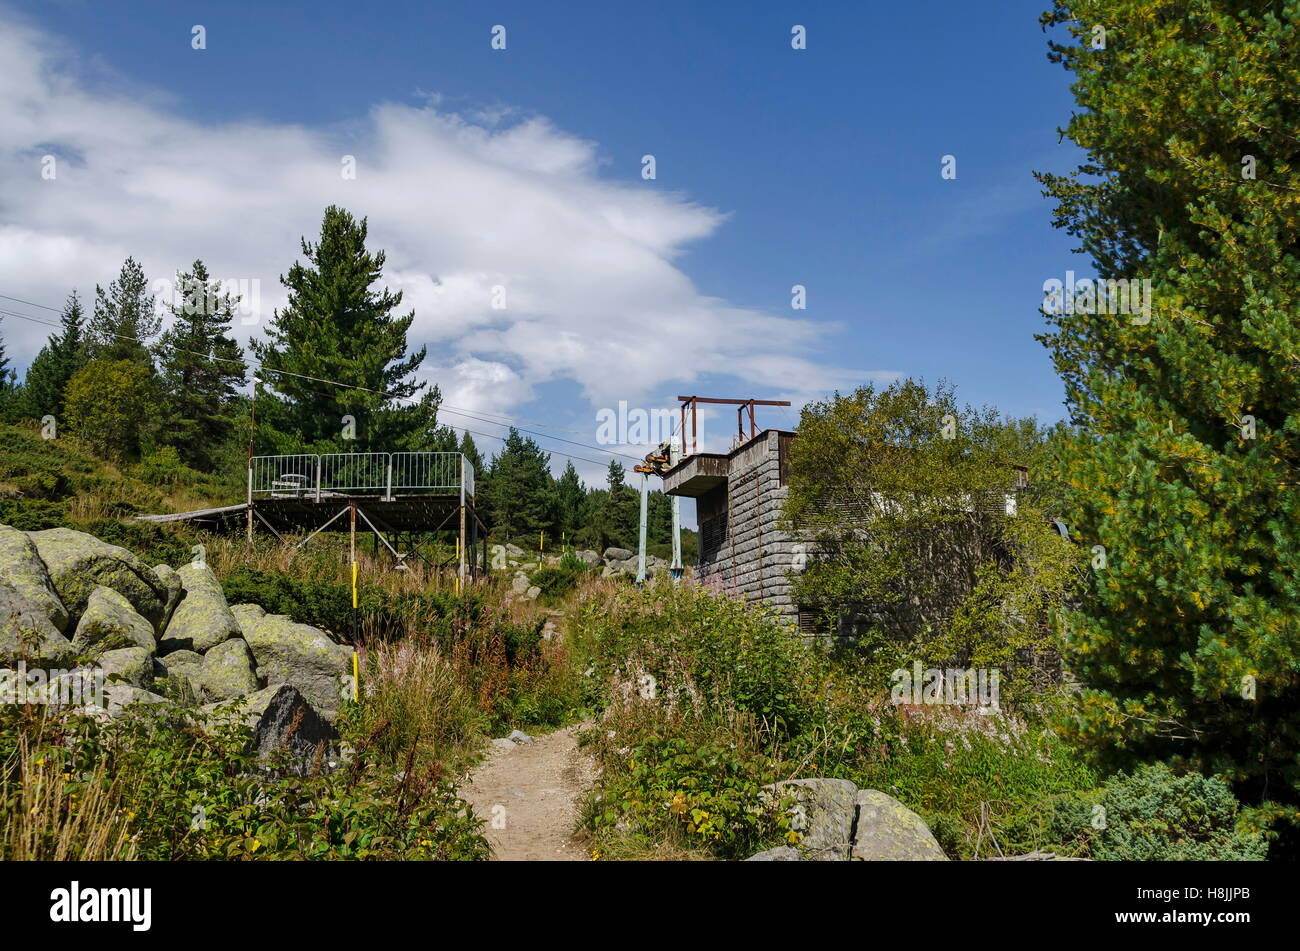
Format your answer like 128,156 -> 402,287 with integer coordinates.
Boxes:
156,262 -> 247,467
553,461 -> 587,542
20,292 -> 85,422
1037,1 -> 1300,809
0,317 -> 16,421
87,257 -> 158,367
252,205 -> 438,450
481,428 -> 555,540
591,460 -> 639,550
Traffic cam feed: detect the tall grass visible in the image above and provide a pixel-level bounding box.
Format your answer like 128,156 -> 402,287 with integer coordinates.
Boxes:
1,715 -> 137,860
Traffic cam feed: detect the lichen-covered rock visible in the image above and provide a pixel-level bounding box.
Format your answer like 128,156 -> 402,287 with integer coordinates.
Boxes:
151,667 -> 199,706
0,524 -> 70,632
763,778 -> 858,860
850,789 -> 948,861
602,547 -> 634,562
0,578 -> 75,663
231,604 -> 351,718
151,564 -> 183,631
576,549 -> 600,566
100,684 -> 169,719
194,637 -> 259,701
198,682 -> 289,728
154,649 -> 202,698
158,562 -> 240,654
99,646 -> 155,689
745,845 -> 802,861
71,586 -> 157,653
27,528 -> 167,629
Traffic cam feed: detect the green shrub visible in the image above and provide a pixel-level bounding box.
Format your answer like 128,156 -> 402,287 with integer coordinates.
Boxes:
1,695 -> 489,861
573,582 -> 819,737
528,552 -> 590,604
583,722 -> 792,860
1050,764 -> 1267,861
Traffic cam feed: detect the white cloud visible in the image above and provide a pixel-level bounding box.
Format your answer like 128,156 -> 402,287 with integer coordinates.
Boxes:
0,12 -> 874,437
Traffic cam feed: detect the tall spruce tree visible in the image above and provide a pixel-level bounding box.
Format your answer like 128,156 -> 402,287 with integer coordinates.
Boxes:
1038,1 -> 1300,813
156,261 -> 248,467
553,461 -> 587,542
87,257 -> 158,367
252,206 -> 438,450
481,428 -> 555,540
20,291 -> 85,421
0,317 -> 16,420
591,459 -> 639,550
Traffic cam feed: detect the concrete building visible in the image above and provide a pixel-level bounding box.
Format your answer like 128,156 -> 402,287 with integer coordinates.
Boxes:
662,429 -> 803,628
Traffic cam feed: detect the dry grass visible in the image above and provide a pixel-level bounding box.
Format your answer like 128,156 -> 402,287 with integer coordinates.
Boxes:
357,640 -> 487,771
1,727 -> 137,860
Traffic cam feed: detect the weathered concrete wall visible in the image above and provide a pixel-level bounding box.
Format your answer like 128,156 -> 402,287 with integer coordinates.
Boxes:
696,431 -> 800,623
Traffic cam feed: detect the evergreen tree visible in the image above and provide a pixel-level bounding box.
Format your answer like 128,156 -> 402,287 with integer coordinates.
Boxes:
553,461 -> 587,543
156,262 -> 247,467
21,291 -> 85,422
0,317 -> 16,421
87,257 -> 158,367
591,460 -> 639,550
1037,1 -> 1300,808
252,206 -> 438,450
480,428 -> 555,541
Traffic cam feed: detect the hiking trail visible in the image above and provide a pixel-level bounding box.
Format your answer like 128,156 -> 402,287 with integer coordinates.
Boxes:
462,721 -> 596,861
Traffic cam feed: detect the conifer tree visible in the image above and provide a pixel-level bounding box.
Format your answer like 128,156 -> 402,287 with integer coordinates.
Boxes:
252,205 -> 438,450
20,292 -> 85,422
481,428 -> 556,540
156,261 -> 247,467
553,461 -> 587,541
1037,0 -> 1300,808
87,257 -> 158,367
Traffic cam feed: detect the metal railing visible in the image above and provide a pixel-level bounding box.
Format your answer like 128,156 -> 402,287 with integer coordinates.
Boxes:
249,452 -> 474,501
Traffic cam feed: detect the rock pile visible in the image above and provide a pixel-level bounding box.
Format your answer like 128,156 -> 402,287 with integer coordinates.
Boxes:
494,543 -> 680,600
0,525 -> 353,722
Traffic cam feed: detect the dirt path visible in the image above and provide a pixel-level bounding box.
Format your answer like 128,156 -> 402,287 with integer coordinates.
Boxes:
462,722 -> 595,861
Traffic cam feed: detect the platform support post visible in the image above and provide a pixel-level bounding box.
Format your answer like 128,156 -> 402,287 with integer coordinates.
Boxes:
458,457 -> 468,585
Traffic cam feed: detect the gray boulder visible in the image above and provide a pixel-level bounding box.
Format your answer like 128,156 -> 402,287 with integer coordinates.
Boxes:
99,646 -> 154,689
199,682 -> 289,728
851,789 -> 948,861
158,562 -> 240,654
0,578 -> 74,664
0,524 -> 70,632
151,564 -> 183,631
231,604 -> 351,717
103,684 -> 169,718
71,586 -> 157,653
505,543 -> 525,558
602,547 -> 634,562
156,648 -> 202,676
763,778 -> 859,860
27,528 -> 167,629
194,637 -> 259,701
576,549 -> 600,566
745,845 -> 802,861
511,573 -> 530,594
251,685 -> 339,775
525,585 -> 541,601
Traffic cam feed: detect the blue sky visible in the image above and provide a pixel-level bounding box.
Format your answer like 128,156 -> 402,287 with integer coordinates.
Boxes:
0,0 -> 1087,479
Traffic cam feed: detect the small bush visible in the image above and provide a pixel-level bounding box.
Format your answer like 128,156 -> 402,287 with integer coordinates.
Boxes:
1050,764 -> 1267,861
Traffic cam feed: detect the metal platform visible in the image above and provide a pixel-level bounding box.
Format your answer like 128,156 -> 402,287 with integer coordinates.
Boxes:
139,451 -> 486,577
